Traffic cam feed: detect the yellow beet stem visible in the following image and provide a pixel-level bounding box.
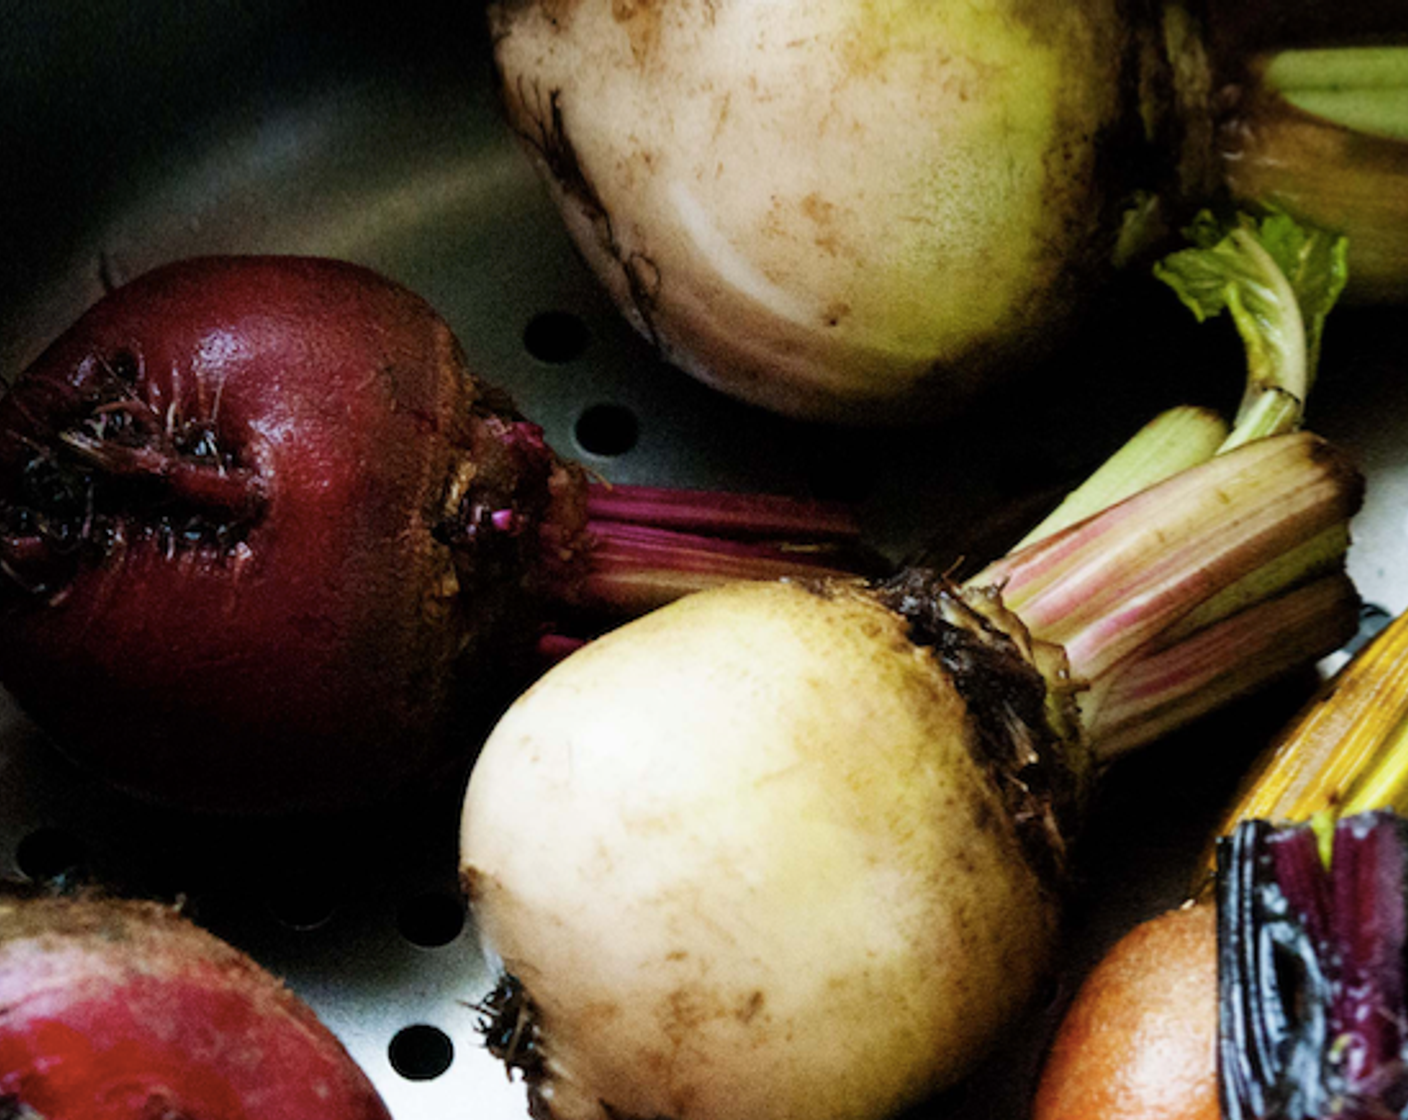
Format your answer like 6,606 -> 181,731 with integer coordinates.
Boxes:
1340,720 -> 1408,815
1214,606 -> 1408,835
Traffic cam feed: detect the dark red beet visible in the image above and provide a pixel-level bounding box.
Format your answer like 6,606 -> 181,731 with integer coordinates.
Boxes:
0,890 -> 392,1120
0,256 -> 589,813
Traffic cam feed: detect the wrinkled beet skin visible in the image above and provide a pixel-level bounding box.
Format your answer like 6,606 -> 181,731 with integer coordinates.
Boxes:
0,893 -> 391,1120
0,256 -> 586,814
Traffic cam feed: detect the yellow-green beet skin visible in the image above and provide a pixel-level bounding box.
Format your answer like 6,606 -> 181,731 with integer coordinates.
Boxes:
490,0 -> 1150,419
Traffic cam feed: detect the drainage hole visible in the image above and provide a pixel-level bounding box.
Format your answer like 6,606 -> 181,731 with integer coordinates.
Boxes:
574,403 -> 640,458
389,1024 -> 455,1081
397,891 -> 467,948
524,310 -> 591,364
15,827 -> 87,885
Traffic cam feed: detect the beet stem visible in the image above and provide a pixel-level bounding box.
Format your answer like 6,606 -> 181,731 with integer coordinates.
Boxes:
551,485 -> 879,616
1218,814 -> 1408,1118
584,483 -> 862,539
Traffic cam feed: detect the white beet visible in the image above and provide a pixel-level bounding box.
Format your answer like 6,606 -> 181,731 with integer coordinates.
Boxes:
459,432 -> 1364,1120
488,0 -> 1153,420
461,580 -> 1058,1120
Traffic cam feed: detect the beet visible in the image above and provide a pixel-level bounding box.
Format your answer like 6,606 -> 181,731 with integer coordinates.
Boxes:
1032,903 -> 1219,1120
0,256 -> 591,814
0,889 -> 390,1120
1035,813 -> 1408,1120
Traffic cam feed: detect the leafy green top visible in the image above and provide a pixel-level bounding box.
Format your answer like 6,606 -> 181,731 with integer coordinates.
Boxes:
1155,210 -> 1349,448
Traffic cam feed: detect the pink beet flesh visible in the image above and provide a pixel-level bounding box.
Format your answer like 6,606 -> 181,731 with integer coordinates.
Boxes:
0,256 -> 588,814
0,893 -> 391,1120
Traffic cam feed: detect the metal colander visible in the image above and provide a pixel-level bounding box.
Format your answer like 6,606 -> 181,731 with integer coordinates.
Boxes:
2,4 -> 1406,1117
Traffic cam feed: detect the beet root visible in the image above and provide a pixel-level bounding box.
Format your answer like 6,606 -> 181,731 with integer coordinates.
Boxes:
0,890 -> 391,1120
1032,903 -> 1218,1120
0,256 -> 589,814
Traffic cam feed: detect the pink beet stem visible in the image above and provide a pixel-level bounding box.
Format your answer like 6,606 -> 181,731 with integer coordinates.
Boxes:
539,482 -> 876,618
585,483 -> 861,540
570,520 -> 866,616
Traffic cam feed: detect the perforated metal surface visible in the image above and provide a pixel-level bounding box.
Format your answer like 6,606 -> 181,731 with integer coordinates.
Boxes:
2,5 -> 1406,1118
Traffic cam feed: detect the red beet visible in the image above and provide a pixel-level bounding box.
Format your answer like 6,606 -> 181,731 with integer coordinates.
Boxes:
0,256 -> 591,814
0,890 -> 391,1120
